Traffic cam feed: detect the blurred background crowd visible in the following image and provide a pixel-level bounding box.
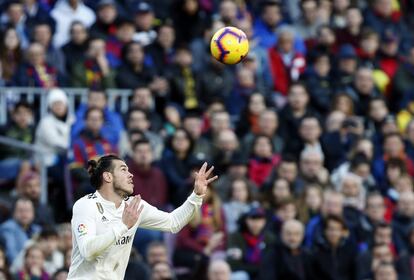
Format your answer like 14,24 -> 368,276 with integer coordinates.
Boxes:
1,0 -> 414,279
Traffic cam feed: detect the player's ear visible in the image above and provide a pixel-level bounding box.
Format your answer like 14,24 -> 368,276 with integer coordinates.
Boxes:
102,171 -> 112,183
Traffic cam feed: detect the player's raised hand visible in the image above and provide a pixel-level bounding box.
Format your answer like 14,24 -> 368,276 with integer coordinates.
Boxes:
122,195 -> 144,229
193,162 -> 218,196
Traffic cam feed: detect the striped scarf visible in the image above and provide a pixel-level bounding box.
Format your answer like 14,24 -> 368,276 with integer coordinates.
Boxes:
242,232 -> 264,264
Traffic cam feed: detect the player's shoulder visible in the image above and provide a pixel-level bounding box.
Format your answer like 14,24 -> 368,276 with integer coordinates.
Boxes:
73,192 -> 99,210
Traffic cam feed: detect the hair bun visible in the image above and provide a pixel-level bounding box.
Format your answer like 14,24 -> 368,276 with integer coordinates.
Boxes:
87,160 -> 98,176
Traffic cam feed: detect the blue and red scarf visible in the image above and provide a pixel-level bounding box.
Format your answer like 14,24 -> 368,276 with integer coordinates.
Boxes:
242,232 -> 264,264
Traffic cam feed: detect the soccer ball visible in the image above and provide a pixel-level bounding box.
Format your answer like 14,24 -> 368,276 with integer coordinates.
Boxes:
210,26 -> 249,65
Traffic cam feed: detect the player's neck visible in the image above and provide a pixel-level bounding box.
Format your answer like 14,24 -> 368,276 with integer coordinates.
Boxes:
98,187 -> 123,208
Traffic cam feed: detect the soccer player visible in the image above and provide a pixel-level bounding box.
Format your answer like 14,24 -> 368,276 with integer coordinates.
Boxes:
67,154 -> 218,279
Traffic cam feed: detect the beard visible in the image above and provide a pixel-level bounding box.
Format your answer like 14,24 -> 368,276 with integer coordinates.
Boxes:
113,180 -> 133,198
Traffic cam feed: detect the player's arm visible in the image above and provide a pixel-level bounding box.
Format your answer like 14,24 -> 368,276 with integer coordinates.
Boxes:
72,197 -> 142,261
139,163 -> 217,233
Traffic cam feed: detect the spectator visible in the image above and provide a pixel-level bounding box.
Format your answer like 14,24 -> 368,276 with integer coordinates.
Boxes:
151,261 -> 175,280
51,0 -> 96,48
392,191 -> 414,252
263,177 -> 292,209
132,2 -> 157,46
227,204 -> 275,279
52,268 -> 68,280
0,27 -> 22,85
89,0 -> 118,40
71,89 -> 124,147
61,21 -> 88,75
294,0 -> 322,41
297,184 -> 323,225
393,45 -> 414,109
259,219 -> 313,280
333,44 -> 358,90
70,37 -> 115,89
13,43 -> 61,88
105,18 -> 135,68
297,148 -> 330,192
22,0 -> 56,39
0,197 -> 41,263
223,178 -> 255,233
1,1 -> 30,48
15,244 -> 49,280
211,129 -> 240,176
129,87 -> 163,132
335,6 -> 363,49
310,214 -> 357,280
145,241 -> 168,267
183,111 -> 213,162
0,101 -> 34,182
208,260 -> 231,280
374,261 -> 398,280
234,92 -> 267,137
357,242 -> 395,280
32,22 -> 65,75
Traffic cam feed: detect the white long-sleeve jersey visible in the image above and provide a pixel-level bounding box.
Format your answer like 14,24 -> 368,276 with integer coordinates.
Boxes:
67,191 -> 203,280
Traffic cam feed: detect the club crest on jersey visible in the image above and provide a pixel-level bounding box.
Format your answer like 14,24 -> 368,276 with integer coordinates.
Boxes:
96,202 -> 104,214
77,224 -> 87,236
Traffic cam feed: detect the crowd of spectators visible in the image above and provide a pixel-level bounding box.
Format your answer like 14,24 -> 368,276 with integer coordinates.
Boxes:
1,0 -> 414,279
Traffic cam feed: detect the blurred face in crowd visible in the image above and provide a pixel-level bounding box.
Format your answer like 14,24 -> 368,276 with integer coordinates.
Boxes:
288,84 -> 309,111
397,192 -> 414,217
314,55 -> 330,77
355,139 -> 374,160
70,22 -> 88,45
248,93 -> 266,115
318,27 -> 335,46
302,0 -> 318,24
88,91 -> 107,110
372,245 -> 393,264
300,151 -> 324,179
381,38 -> 399,56
152,262 -> 173,280
375,264 -> 397,280
216,130 -> 238,152
34,24 -> 52,47
355,68 -> 374,95
27,43 -> 46,66
51,100 -> 67,118
278,161 -> 298,183
272,178 -> 291,203
87,39 -> 106,58
134,10 -> 154,31
97,4 -> 117,24
282,220 -> 304,250
175,49 -> 193,67
369,99 -> 388,122
374,0 -> 393,16
4,28 -> 20,50
231,179 -> 249,202
325,219 -> 345,247
127,43 -> 144,65
146,244 -> 168,266
278,31 -> 294,53
299,117 -> 321,143
375,226 -> 392,245
246,216 -> 266,236
333,0 -> 349,11
172,129 -> 191,155
365,194 -> 385,222
322,192 -> 343,216
228,163 -> 247,179
383,135 -> 403,157
158,25 -> 175,50
7,3 -> 24,25
133,142 -> 153,168
346,7 -> 362,29
132,87 -> 152,110
183,0 -> 198,15
211,111 -> 230,134
341,175 -> 361,198
259,110 -> 278,136
339,56 -> 357,74
164,105 -> 181,127
116,23 -> 135,43
360,33 -> 379,55
219,0 -> 237,24
305,186 -> 322,211
184,116 -> 202,140
395,176 -> 413,193
237,68 -> 255,89
326,111 -> 346,132
261,4 -> 282,28
39,234 -> 59,258
14,199 -> 34,229
12,105 -> 32,129
25,247 -> 44,272
253,136 -> 273,158
208,260 -> 231,280
276,203 -> 297,222
85,109 -> 104,134
21,175 -> 41,201
128,110 -> 149,131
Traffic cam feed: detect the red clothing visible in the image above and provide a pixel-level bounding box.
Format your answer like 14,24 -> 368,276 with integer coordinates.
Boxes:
72,131 -> 117,166
248,154 -> 281,187
268,48 -> 306,96
127,160 -> 168,209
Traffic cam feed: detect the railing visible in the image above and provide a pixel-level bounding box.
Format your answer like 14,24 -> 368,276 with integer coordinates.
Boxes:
0,87 -> 133,125
0,136 -> 48,204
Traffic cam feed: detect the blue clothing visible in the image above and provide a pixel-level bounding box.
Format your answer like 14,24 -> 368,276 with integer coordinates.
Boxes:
71,104 -> 124,147
252,19 -> 306,54
0,219 -> 41,263
304,215 -> 322,249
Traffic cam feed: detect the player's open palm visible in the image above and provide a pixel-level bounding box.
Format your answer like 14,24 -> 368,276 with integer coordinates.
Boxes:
194,163 -> 218,196
122,195 -> 144,229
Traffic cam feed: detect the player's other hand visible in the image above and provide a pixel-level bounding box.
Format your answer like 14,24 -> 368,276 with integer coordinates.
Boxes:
122,195 -> 144,229
194,162 -> 218,196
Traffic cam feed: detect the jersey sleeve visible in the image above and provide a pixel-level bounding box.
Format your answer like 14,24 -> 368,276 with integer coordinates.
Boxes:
138,192 -> 203,233
72,198 -> 128,261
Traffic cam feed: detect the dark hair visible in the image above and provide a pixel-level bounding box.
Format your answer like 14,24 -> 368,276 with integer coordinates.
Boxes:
84,107 -> 104,121
132,138 -> 151,151
350,153 -> 370,170
375,221 -> 391,232
121,41 -> 143,62
11,196 -> 33,214
39,226 -> 59,239
250,134 -> 274,156
128,107 -> 148,121
323,214 -> 347,230
13,100 -> 32,113
52,268 -> 69,280
385,158 -> 406,172
167,128 -> 194,156
87,155 -> 123,189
